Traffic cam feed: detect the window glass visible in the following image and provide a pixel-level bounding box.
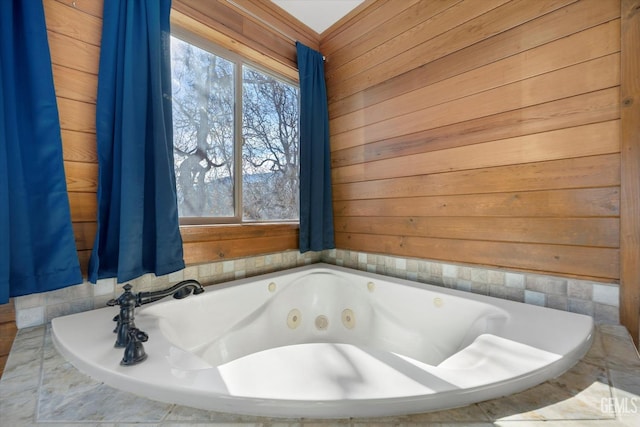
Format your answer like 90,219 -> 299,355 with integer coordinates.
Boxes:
242,66 -> 299,221
170,36 -> 299,223
171,36 -> 235,218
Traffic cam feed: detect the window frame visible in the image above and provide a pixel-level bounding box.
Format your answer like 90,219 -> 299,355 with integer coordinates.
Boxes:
171,27 -> 301,226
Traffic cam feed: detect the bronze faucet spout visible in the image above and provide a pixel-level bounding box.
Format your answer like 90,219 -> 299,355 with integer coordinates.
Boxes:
136,279 -> 205,305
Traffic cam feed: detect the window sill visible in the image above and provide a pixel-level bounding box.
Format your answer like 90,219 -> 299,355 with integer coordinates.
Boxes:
180,222 -> 299,243
180,223 -> 300,264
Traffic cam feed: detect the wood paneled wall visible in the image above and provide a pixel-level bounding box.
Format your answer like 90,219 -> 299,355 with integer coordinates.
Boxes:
620,0 -> 640,345
28,0 -> 640,343
0,301 -> 17,378
43,0 -> 315,275
45,0 -> 101,275
322,0 -> 622,281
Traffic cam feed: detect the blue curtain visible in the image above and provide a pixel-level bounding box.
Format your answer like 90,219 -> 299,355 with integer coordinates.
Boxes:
0,1 -> 83,303
89,0 -> 184,283
296,42 -> 335,252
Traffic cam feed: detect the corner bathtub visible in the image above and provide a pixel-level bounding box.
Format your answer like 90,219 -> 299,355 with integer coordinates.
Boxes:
52,264 -> 593,418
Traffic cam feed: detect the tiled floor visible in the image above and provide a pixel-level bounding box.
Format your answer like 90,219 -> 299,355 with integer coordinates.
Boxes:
0,324 -> 639,426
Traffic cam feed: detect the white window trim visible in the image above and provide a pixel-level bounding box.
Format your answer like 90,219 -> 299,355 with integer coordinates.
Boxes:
171,28 -> 300,225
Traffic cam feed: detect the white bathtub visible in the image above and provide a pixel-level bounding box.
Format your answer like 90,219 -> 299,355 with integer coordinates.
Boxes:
52,263 -> 593,418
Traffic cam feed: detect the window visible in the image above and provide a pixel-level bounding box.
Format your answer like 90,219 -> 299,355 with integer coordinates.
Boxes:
170,34 -> 300,223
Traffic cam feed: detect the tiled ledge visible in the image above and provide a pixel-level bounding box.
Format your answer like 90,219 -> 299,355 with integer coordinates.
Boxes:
14,250 -> 323,329
13,249 -> 619,329
322,249 -> 620,324
0,324 -> 638,426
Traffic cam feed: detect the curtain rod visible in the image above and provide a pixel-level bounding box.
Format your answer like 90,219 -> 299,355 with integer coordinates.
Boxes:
225,0 -> 297,43
224,0 -> 325,61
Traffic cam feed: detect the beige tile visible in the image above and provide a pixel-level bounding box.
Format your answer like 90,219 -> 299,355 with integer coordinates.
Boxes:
592,284 -> 619,307
479,361 -> 612,422
567,280 -> 593,300
493,421 -> 625,426
471,268 -> 489,284
15,292 -> 44,309
0,327 -> 45,388
608,367 -> 640,425
487,270 -> 506,286
525,275 -> 567,296
38,362 -> 172,423
582,328 -> 607,368
489,284 -> 524,302
470,281 -> 488,295
458,266 -> 472,281
547,294 -> 568,311
524,290 -> 546,307
600,327 -> 640,370
16,305 -> 45,328
45,282 -> 93,305
46,298 -> 93,322
430,262 -> 443,278
594,303 -> 619,324
398,403 -> 491,423
568,298 -> 595,316
505,272 -> 526,289
0,388 -> 38,426
301,419 -> 350,426
166,404 -> 279,423
615,417 -> 640,427
94,278 -> 117,296
198,262 -> 215,278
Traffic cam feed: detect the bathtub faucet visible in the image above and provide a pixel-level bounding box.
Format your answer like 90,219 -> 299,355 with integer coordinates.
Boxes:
136,279 -> 205,305
107,279 -> 204,364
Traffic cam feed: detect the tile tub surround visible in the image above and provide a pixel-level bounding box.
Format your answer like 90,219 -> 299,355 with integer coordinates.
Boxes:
13,250 -> 323,329
12,249 -> 619,329
0,325 -> 639,426
322,249 -> 620,324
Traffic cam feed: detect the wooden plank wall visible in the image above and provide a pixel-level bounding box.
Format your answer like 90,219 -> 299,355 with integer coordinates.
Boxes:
322,0 -> 622,282
4,0 -> 636,350
620,0 -> 640,345
0,301 -> 17,378
42,0 -> 315,274
44,0 -> 101,275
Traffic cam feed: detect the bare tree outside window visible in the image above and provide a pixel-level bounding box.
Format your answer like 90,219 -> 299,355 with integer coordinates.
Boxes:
171,36 -> 235,218
170,36 -> 299,222
242,67 -> 299,221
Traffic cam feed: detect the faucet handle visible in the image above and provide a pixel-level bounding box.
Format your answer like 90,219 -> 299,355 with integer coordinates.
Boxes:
107,284 -> 139,307
120,328 -> 148,366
